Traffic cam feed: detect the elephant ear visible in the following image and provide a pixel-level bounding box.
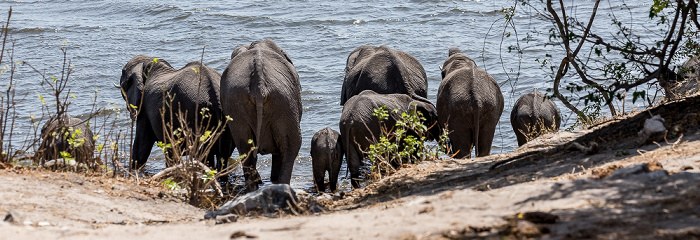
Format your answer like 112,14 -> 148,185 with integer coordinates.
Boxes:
345,46 -> 366,74
278,48 -> 294,65
231,45 -> 250,60
346,45 -> 377,74
120,62 -> 145,119
141,58 -> 173,82
408,100 -> 441,141
266,39 -> 294,65
448,47 -> 461,56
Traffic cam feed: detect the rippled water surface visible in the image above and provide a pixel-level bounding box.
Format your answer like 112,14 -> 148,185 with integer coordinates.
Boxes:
0,0 -> 660,190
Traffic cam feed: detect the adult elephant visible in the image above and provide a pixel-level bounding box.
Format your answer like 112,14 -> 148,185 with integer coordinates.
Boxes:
341,45 -> 428,105
510,89 -> 561,146
339,90 -> 440,188
220,39 -> 302,192
437,47 -> 504,159
117,55 -> 234,173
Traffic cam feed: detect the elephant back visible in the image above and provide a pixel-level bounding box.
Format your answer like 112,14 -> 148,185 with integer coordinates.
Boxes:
510,89 -> 561,146
341,45 -> 427,105
438,49 -> 503,113
40,114 -> 96,164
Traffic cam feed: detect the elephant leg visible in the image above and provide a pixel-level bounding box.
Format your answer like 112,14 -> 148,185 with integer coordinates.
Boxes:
275,152 -> 297,185
131,118 -> 157,170
164,148 -> 176,167
270,153 -> 282,184
313,165 -> 326,193
514,127 -> 528,146
346,144 -> 362,188
215,132 -> 235,185
328,162 -> 340,193
448,127 -> 473,159
238,145 -> 261,191
477,123 -> 498,157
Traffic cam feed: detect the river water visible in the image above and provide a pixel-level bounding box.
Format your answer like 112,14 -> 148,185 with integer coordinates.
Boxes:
0,0 -> 664,190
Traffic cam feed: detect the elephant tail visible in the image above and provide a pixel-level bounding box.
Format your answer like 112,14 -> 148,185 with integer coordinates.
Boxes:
251,49 -> 265,158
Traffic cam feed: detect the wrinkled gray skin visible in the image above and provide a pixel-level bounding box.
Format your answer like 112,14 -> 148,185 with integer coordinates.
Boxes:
310,127 -> 343,193
118,55 -> 234,173
510,89 -> 561,146
220,39 -> 302,192
437,47 -> 504,159
341,45 -> 428,105
40,114 -> 95,163
339,90 -> 440,188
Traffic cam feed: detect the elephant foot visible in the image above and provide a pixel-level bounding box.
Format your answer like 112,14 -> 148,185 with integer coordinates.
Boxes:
350,178 -> 361,189
216,175 -> 230,187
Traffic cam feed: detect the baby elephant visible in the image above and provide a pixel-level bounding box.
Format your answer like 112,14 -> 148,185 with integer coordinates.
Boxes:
510,89 -> 561,146
39,114 -> 95,164
310,127 -> 344,193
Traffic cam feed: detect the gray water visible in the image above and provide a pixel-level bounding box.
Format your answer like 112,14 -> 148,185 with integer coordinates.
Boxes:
0,0 -> 662,190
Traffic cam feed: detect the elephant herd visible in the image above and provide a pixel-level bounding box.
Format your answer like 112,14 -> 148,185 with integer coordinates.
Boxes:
39,39 -> 561,193
313,45 -> 561,192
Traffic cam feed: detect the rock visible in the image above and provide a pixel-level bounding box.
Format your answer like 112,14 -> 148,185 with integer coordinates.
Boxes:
215,214 -> 238,224
648,170 -> 669,181
516,220 -> 542,238
638,115 -> 667,144
3,210 -> 22,224
204,184 -> 298,219
607,164 -> 651,180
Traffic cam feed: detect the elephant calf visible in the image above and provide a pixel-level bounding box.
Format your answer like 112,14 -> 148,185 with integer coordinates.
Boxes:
437,47 -> 504,159
510,89 -> 561,146
341,45 -> 428,105
310,127 -> 344,193
339,90 -> 440,188
40,114 -> 95,164
117,55 -> 234,172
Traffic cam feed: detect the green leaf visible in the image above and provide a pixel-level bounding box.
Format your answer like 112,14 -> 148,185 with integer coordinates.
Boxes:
199,130 -> 212,142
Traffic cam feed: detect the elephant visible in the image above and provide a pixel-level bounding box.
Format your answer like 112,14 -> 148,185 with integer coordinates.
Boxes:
510,89 -> 561,146
220,39 -> 302,192
437,47 -> 504,159
39,114 -> 95,164
341,45 -> 428,105
310,127 -> 344,193
339,90 -> 440,188
663,54 -> 699,100
117,55 -> 235,174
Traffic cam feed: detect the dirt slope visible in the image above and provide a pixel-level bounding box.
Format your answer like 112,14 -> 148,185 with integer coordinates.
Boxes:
1,95 -> 700,239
